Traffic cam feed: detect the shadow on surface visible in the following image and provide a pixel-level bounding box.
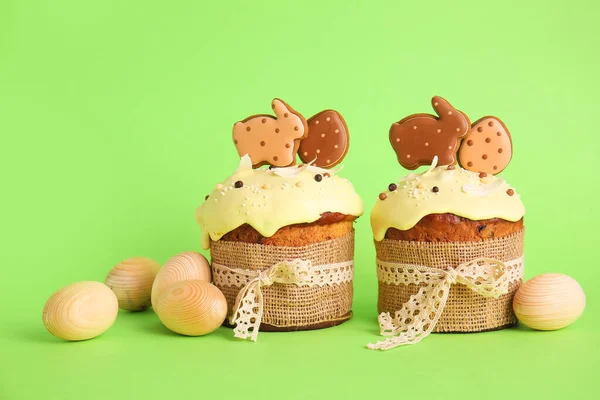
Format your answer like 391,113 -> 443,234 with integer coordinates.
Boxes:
9,326 -> 105,345
144,318 -> 238,341
343,309 -> 381,337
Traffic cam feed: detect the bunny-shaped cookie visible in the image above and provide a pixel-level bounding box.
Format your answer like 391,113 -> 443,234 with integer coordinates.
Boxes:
233,99 -> 308,168
389,96 -> 470,169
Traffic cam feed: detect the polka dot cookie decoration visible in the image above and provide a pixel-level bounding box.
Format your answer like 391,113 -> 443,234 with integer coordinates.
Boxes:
389,96 -> 470,170
298,110 -> 349,168
458,116 -> 513,175
233,98 -> 308,168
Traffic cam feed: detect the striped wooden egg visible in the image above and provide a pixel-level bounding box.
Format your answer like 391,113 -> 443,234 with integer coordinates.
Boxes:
43,281 -> 118,341
154,280 -> 227,336
513,273 -> 585,330
151,252 -> 211,307
105,257 -> 161,311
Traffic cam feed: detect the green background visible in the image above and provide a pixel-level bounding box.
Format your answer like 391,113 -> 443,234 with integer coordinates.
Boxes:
1,1 -> 598,399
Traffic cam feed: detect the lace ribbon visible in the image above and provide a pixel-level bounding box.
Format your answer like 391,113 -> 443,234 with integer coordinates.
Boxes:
212,259 -> 354,342
368,256 -> 524,351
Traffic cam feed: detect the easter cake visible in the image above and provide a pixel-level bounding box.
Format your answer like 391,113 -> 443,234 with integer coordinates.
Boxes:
368,96 -> 525,350
195,99 -> 363,341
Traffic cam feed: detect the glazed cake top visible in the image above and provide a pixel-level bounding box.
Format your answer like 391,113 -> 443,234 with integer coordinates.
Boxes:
196,155 -> 364,249
370,165 -> 525,242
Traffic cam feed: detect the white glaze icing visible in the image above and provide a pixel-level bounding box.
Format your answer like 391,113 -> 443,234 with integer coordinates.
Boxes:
196,155 -> 364,249
370,166 -> 525,241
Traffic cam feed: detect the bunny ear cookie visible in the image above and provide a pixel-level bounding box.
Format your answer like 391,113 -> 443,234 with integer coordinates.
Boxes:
298,110 -> 349,168
233,98 -> 308,168
458,116 -> 513,175
389,96 -> 470,169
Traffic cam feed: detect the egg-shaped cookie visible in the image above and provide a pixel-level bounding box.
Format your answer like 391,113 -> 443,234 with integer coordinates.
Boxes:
458,116 -> 513,175
299,110 -> 349,168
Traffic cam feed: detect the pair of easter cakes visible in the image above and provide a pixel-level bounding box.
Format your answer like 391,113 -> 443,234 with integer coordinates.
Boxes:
195,97 -> 525,348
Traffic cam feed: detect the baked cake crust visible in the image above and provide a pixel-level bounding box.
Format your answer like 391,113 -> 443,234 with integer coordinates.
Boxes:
385,213 -> 524,242
219,212 -> 356,246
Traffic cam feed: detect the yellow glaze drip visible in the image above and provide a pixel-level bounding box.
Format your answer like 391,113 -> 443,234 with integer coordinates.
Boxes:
196,156 -> 364,249
370,166 -> 525,242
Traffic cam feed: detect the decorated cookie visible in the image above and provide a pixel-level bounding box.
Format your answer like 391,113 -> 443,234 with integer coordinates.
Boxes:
298,110 -> 349,168
233,99 -> 308,168
389,96 -> 470,169
458,116 -> 513,175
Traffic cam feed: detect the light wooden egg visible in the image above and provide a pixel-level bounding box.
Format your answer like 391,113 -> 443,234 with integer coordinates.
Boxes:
513,273 -> 586,330
151,252 -> 211,307
105,257 -> 161,311
154,280 -> 227,336
43,281 -> 119,341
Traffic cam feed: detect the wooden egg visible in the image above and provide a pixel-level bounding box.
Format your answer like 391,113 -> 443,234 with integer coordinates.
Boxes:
154,280 -> 227,336
151,252 -> 211,307
513,273 -> 586,330
43,281 -> 119,341
105,257 -> 161,311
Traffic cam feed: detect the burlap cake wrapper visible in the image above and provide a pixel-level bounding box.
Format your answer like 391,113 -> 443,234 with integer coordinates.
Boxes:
375,229 -> 524,341
210,232 -> 355,340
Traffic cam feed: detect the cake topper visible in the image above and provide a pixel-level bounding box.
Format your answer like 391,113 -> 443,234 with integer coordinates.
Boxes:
298,110 -> 349,168
389,96 -> 470,169
233,99 -> 351,169
457,116 -> 513,175
233,98 -> 308,168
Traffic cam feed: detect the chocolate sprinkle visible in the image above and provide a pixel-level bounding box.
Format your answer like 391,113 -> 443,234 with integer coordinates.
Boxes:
379,193 -> 387,200
507,189 -> 515,196
388,183 -> 397,192
234,181 -> 244,188
205,195 -> 209,200
432,186 -> 439,193
323,172 -> 331,178
314,174 -> 323,182
479,172 -> 487,178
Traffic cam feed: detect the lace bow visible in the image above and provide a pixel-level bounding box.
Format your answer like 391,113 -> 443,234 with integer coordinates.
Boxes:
211,257 -> 354,341
228,259 -> 313,342
368,258 -> 510,351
